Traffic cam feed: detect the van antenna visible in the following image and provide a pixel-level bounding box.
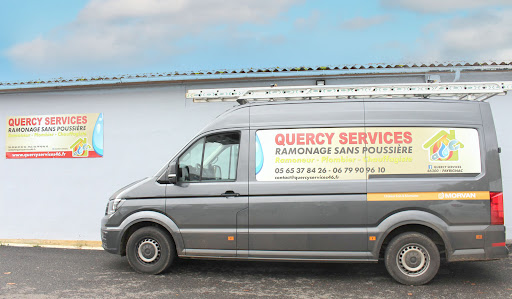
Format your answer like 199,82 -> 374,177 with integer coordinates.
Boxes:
237,99 -> 248,105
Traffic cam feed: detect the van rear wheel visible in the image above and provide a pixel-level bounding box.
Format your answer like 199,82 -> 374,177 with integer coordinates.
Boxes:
126,226 -> 176,274
384,232 -> 440,285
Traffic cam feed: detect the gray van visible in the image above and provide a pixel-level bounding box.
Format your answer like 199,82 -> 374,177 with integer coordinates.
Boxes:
101,98 -> 507,285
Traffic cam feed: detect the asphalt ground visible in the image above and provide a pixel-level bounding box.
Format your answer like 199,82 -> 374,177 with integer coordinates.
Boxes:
0,246 -> 511,298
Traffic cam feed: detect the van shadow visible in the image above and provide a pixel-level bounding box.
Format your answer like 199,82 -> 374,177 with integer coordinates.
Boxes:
105,255 -> 509,286
167,259 -> 393,286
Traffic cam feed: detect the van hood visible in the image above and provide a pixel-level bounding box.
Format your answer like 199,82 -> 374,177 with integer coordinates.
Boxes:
109,177 -> 151,200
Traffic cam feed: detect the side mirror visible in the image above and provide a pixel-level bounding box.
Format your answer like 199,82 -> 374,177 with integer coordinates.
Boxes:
167,162 -> 177,184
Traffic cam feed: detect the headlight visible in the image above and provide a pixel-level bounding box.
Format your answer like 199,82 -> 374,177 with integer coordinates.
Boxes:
106,198 -> 125,216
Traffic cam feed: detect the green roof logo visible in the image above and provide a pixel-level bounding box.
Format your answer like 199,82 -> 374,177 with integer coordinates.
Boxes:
422,130 -> 464,161
70,138 -> 90,157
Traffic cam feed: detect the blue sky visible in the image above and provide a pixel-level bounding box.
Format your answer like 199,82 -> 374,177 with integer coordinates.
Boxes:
1,0 -> 511,83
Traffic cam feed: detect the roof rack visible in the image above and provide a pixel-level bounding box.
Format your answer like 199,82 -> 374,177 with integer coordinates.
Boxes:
186,81 -> 512,104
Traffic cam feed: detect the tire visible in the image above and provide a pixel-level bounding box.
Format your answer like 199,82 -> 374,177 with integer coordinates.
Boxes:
384,232 -> 440,285
126,226 -> 176,274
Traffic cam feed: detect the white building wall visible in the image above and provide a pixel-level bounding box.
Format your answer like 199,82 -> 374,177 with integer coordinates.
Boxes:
0,85 -> 234,240
0,73 -> 511,240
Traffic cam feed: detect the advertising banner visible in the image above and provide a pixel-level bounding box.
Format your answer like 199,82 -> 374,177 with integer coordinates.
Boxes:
6,113 -> 104,159
255,127 -> 481,181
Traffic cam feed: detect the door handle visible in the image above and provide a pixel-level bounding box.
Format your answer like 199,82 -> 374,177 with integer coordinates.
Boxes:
221,190 -> 240,197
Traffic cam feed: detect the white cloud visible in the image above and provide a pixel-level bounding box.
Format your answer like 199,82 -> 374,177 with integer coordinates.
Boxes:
77,0 -> 299,26
77,0 -> 188,22
418,9 -> 512,61
340,15 -> 393,30
6,0 -> 302,72
381,0 -> 512,13
294,10 -> 321,30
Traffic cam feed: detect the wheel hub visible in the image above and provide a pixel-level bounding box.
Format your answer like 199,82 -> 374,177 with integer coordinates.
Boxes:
137,238 -> 160,263
397,244 -> 430,277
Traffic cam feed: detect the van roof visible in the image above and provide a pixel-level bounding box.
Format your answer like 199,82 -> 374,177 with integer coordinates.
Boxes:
199,98 -> 485,134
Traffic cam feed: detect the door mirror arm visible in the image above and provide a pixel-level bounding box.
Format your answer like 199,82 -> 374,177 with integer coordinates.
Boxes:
167,162 -> 178,184
157,161 -> 178,184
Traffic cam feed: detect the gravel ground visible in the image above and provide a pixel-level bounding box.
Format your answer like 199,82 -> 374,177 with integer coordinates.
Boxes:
0,245 -> 511,298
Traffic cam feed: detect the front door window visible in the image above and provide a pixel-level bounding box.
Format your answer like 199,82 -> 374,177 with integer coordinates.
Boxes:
178,132 -> 240,182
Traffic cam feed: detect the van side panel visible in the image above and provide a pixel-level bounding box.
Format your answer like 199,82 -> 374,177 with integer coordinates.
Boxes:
249,101 -> 365,128
479,102 -> 503,192
479,102 -> 507,260
364,100 -> 495,259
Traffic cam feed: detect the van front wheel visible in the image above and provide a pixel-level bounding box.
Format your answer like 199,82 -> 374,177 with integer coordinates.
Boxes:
384,232 -> 440,285
126,226 -> 176,274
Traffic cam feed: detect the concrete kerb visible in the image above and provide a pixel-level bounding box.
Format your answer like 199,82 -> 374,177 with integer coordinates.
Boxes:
0,239 -> 103,250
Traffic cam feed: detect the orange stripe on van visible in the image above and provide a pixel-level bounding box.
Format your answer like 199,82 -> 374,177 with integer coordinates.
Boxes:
367,191 -> 490,201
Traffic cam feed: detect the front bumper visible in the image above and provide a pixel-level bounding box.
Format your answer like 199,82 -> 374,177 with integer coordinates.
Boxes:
101,215 -> 122,255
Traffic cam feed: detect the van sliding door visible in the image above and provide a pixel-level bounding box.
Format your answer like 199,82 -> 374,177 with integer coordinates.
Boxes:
247,101 -> 370,261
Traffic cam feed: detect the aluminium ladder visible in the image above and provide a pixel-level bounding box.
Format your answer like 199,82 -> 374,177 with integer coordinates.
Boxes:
186,82 -> 512,104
